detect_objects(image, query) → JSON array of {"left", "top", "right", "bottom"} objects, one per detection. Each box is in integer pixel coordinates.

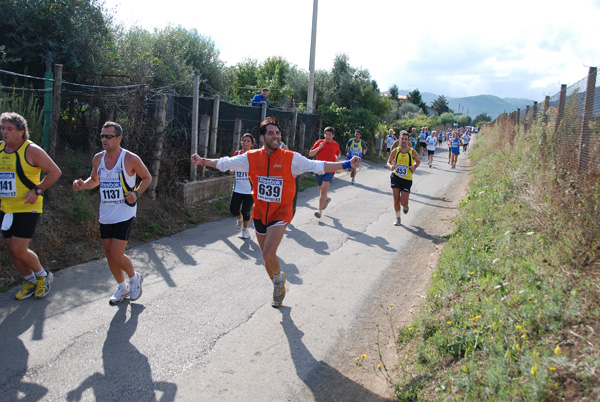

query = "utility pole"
[{"left": 307, "top": 0, "right": 318, "bottom": 114}]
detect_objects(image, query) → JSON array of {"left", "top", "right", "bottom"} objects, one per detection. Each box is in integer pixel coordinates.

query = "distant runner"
[
  {"left": 346, "top": 129, "right": 367, "bottom": 185},
  {"left": 387, "top": 130, "right": 420, "bottom": 226}
]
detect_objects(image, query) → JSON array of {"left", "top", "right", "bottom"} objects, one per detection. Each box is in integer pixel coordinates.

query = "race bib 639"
[{"left": 257, "top": 176, "right": 283, "bottom": 203}]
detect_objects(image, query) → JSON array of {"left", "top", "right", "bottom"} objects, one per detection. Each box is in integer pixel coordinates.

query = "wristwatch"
[
  {"left": 134, "top": 190, "right": 140, "bottom": 198},
  {"left": 35, "top": 187, "right": 44, "bottom": 196}
]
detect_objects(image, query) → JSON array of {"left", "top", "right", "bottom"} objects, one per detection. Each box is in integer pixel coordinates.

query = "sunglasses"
[{"left": 100, "top": 134, "right": 119, "bottom": 139}]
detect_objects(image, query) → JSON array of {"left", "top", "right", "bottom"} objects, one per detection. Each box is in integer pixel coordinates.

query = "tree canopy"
[
  {"left": 407, "top": 89, "right": 428, "bottom": 114},
  {"left": 431, "top": 95, "right": 451, "bottom": 114},
  {"left": 0, "top": 0, "right": 114, "bottom": 80}
]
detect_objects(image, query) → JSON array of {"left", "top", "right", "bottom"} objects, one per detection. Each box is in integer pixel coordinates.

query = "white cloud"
[{"left": 104, "top": 0, "right": 600, "bottom": 100}]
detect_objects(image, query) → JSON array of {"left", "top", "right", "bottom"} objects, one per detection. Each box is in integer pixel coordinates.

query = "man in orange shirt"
[
  {"left": 191, "top": 118, "right": 360, "bottom": 307},
  {"left": 309, "top": 126, "right": 340, "bottom": 218}
]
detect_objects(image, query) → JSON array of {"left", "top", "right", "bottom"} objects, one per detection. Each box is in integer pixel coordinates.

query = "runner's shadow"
[
  {"left": 278, "top": 258, "right": 302, "bottom": 285},
  {"left": 324, "top": 217, "right": 397, "bottom": 253},
  {"left": 0, "top": 301, "right": 50, "bottom": 401},
  {"left": 403, "top": 225, "right": 450, "bottom": 245},
  {"left": 66, "top": 304, "right": 177, "bottom": 401},
  {"left": 239, "top": 238, "right": 264, "bottom": 266},
  {"left": 280, "top": 307, "right": 391, "bottom": 401},
  {"left": 285, "top": 224, "right": 330, "bottom": 256}
]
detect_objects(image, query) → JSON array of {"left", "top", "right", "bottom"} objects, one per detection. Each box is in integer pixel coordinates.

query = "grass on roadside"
[{"left": 387, "top": 121, "right": 600, "bottom": 401}]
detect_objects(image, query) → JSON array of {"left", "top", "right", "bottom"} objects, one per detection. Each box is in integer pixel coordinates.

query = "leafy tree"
[
  {"left": 407, "top": 89, "right": 428, "bottom": 114},
  {"left": 228, "top": 56, "right": 295, "bottom": 107},
  {"left": 0, "top": 0, "right": 114, "bottom": 80},
  {"left": 397, "top": 102, "right": 422, "bottom": 119},
  {"left": 455, "top": 114, "right": 472, "bottom": 127},
  {"left": 388, "top": 84, "right": 399, "bottom": 101},
  {"left": 431, "top": 95, "right": 451, "bottom": 114},
  {"left": 229, "top": 58, "right": 260, "bottom": 103},
  {"left": 439, "top": 112, "right": 457, "bottom": 126},
  {"left": 114, "top": 25, "right": 225, "bottom": 95},
  {"left": 473, "top": 112, "right": 492, "bottom": 126}
]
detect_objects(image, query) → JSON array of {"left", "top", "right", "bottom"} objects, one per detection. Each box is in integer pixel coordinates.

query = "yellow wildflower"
[{"left": 554, "top": 345, "right": 562, "bottom": 356}]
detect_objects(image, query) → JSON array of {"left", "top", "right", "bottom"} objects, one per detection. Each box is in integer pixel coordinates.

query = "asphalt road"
[{"left": 0, "top": 145, "right": 469, "bottom": 401}]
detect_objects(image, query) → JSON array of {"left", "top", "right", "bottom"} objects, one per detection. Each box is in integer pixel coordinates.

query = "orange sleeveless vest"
[{"left": 247, "top": 148, "right": 296, "bottom": 224}]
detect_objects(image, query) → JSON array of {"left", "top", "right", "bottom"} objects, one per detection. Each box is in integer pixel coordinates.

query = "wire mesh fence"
[
  {"left": 491, "top": 67, "right": 599, "bottom": 187},
  {"left": 0, "top": 68, "right": 322, "bottom": 198}
]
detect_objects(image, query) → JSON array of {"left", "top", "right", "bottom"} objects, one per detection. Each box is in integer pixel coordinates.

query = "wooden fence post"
[
  {"left": 49, "top": 63, "right": 62, "bottom": 159},
  {"left": 191, "top": 73, "right": 200, "bottom": 181},
  {"left": 261, "top": 102, "right": 267, "bottom": 121},
  {"left": 299, "top": 123, "right": 306, "bottom": 152},
  {"left": 232, "top": 118, "right": 242, "bottom": 155},
  {"left": 291, "top": 109, "right": 298, "bottom": 149},
  {"left": 200, "top": 115, "right": 210, "bottom": 179},
  {"left": 210, "top": 95, "right": 220, "bottom": 156},
  {"left": 542, "top": 96, "right": 550, "bottom": 145},
  {"left": 148, "top": 93, "right": 168, "bottom": 199},
  {"left": 577, "top": 66, "right": 597, "bottom": 178},
  {"left": 554, "top": 84, "right": 567, "bottom": 135}
]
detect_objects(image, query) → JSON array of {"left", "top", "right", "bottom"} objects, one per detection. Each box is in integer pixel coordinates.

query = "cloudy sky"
[{"left": 103, "top": 0, "right": 600, "bottom": 101}]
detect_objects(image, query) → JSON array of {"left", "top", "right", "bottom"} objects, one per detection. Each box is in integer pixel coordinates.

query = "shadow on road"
[
  {"left": 286, "top": 223, "right": 330, "bottom": 256},
  {"left": 0, "top": 300, "right": 50, "bottom": 401},
  {"left": 280, "top": 307, "right": 392, "bottom": 402},
  {"left": 321, "top": 217, "right": 397, "bottom": 253},
  {"left": 66, "top": 304, "right": 177, "bottom": 401},
  {"left": 402, "top": 224, "right": 450, "bottom": 245}
]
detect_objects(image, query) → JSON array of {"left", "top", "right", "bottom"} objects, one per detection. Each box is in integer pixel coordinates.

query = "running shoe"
[
  {"left": 129, "top": 273, "right": 143, "bottom": 301},
  {"left": 15, "top": 280, "right": 36, "bottom": 300},
  {"left": 241, "top": 228, "right": 250, "bottom": 239},
  {"left": 34, "top": 272, "right": 53, "bottom": 298},
  {"left": 403, "top": 205, "right": 409, "bottom": 214},
  {"left": 351, "top": 178, "right": 355, "bottom": 184},
  {"left": 109, "top": 285, "right": 130, "bottom": 305},
  {"left": 394, "top": 217, "right": 401, "bottom": 226},
  {"left": 235, "top": 218, "right": 243, "bottom": 231},
  {"left": 314, "top": 211, "right": 321, "bottom": 219},
  {"left": 272, "top": 272, "right": 286, "bottom": 308},
  {"left": 323, "top": 198, "right": 331, "bottom": 210}
]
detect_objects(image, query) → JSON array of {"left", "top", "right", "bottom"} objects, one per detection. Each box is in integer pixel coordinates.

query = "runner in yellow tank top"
[
  {"left": 386, "top": 130, "right": 420, "bottom": 226},
  {"left": 1, "top": 112, "right": 62, "bottom": 300}
]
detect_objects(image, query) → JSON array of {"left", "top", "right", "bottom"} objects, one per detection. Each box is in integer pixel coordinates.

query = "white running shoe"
[
  {"left": 109, "top": 284, "right": 130, "bottom": 305},
  {"left": 235, "top": 218, "right": 243, "bottom": 231},
  {"left": 394, "top": 217, "right": 401, "bottom": 226},
  {"left": 241, "top": 228, "right": 250, "bottom": 239},
  {"left": 129, "top": 273, "right": 143, "bottom": 301}
]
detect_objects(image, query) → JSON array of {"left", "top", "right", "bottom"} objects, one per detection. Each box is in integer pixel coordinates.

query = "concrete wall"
[{"left": 180, "top": 176, "right": 234, "bottom": 208}]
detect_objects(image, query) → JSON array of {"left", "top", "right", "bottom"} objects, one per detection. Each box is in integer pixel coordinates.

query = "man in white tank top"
[{"left": 73, "top": 122, "right": 152, "bottom": 305}]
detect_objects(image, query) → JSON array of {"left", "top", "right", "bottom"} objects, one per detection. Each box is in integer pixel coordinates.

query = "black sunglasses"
[{"left": 100, "top": 134, "right": 119, "bottom": 139}]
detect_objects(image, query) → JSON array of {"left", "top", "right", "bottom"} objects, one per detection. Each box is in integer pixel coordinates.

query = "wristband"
[
  {"left": 200, "top": 158, "right": 205, "bottom": 166},
  {"left": 342, "top": 160, "right": 352, "bottom": 170}
]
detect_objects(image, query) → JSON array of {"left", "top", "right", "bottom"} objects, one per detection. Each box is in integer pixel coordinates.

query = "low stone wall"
[{"left": 179, "top": 176, "right": 234, "bottom": 208}]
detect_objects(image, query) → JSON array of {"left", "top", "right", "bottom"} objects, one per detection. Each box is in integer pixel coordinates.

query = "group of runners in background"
[{"left": 3, "top": 111, "right": 472, "bottom": 309}]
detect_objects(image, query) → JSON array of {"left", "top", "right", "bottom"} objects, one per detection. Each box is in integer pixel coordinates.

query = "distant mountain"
[{"left": 395, "top": 90, "right": 535, "bottom": 120}]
